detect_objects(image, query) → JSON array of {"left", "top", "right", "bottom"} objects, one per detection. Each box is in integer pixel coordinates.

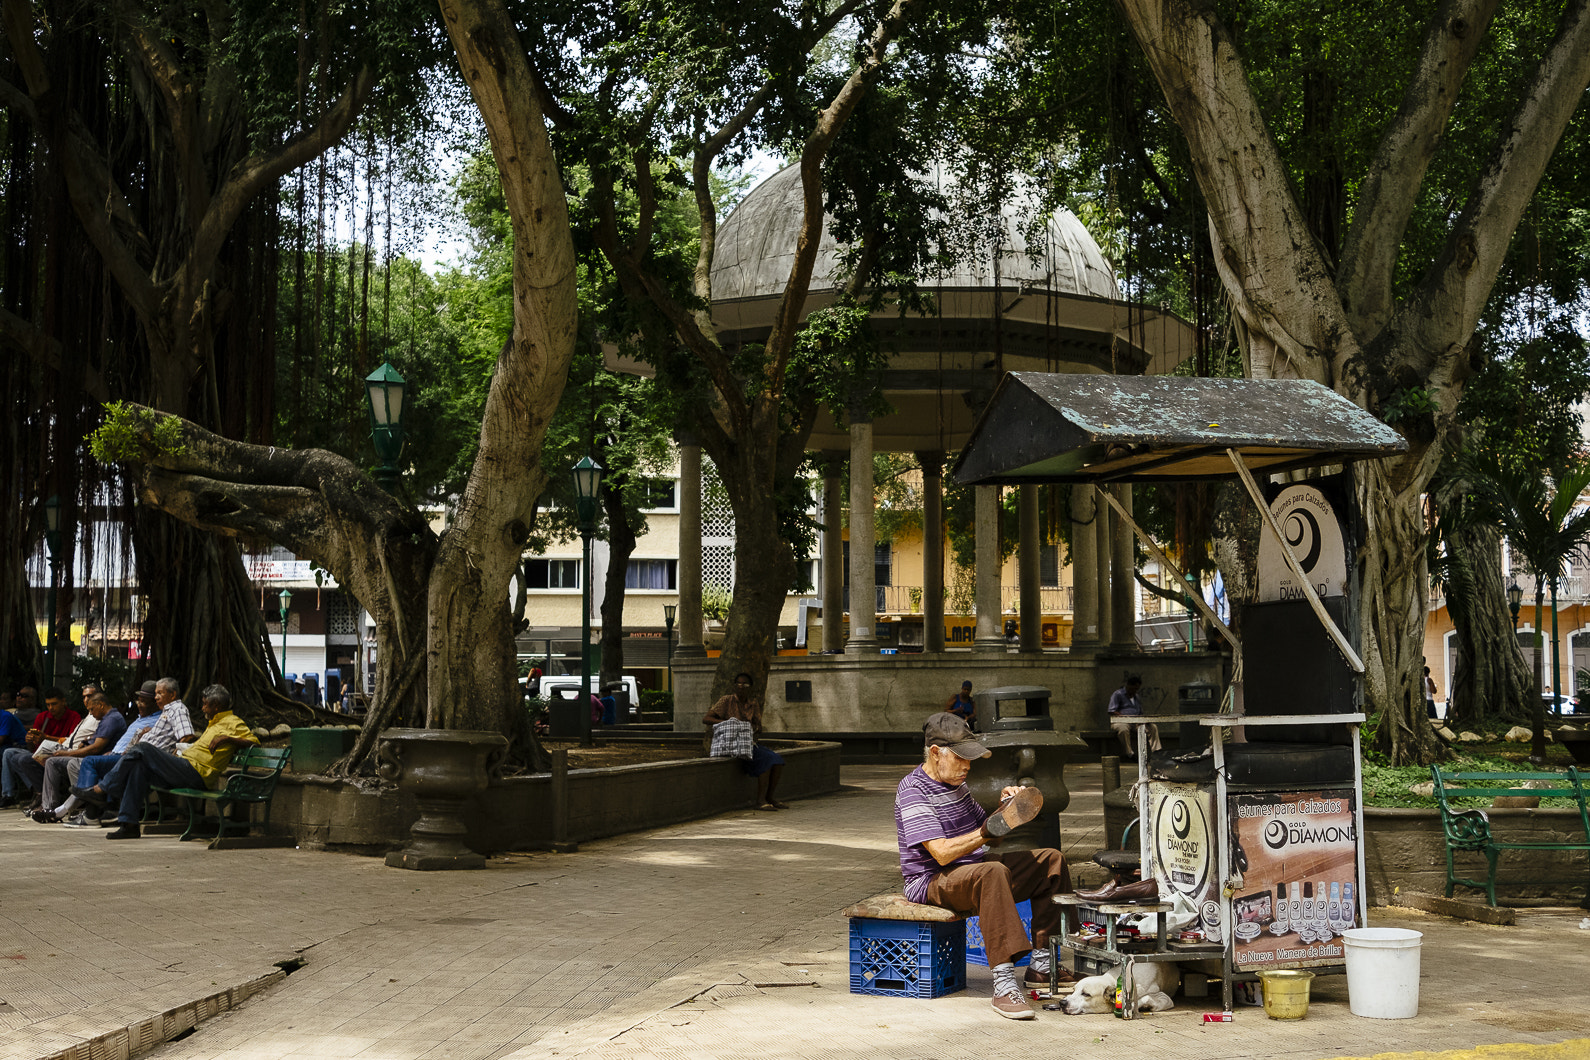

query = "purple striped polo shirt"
[{"left": 895, "top": 765, "right": 988, "bottom": 902}]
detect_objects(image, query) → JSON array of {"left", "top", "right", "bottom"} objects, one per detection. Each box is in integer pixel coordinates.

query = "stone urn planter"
[{"left": 377, "top": 728, "right": 507, "bottom": 870}]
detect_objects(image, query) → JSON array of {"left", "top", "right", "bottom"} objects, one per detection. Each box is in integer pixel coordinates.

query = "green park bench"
[
  {"left": 152, "top": 745, "right": 293, "bottom": 848},
  {"left": 1429, "top": 764, "right": 1590, "bottom": 907}
]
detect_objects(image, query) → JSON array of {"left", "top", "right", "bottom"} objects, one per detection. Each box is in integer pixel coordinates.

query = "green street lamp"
[
  {"left": 278, "top": 587, "right": 293, "bottom": 680},
  {"left": 365, "top": 362, "right": 408, "bottom": 491},
  {"left": 663, "top": 603, "right": 677, "bottom": 692},
  {"left": 572, "top": 456, "right": 603, "bottom": 747},
  {"left": 43, "top": 495, "right": 61, "bottom": 685}
]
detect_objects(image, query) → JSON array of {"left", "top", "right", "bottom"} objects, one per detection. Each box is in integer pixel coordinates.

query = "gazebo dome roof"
[{"left": 710, "top": 163, "right": 1120, "bottom": 302}]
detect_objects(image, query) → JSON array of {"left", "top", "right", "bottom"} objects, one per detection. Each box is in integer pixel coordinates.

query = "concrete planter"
[
  {"left": 270, "top": 737, "right": 841, "bottom": 856},
  {"left": 1364, "top": 805, "right": 1589, "bottom": 904},
  {"left": 377, "top": 728, "right": 508, "bottom": 871}
]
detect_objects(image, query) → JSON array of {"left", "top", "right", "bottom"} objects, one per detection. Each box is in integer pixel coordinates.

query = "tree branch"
[
  {"left": 1336, "top": 0, "right": 1501, "bottom": 339},
  {"left": 114, "top": 0, "right": 208, "bottom": 227},
  {"left": 2, "top": 0, "right": 161, "bottom": 321},
  {"left": 1397, "top": 0, "right": 1590, "bottom": 362},
  {"left": 764, "top": 0, "right": 926, "bottom": 397},
  {"left": 187, "top": 65, "right": 374, "bottom": 282},
  {"left": 0, "top": 307, "right": 109, "bottom": 402},
  {"left": 1113, "top": 0, "right": 1350, "bottom": 386}
]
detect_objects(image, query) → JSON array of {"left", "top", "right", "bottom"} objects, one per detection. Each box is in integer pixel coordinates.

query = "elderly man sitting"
[
  {"left": 895, "top": 713, "right": 1075, "bottom": 1020},
  {"left": 77, "top": 683, "right": 257, "bottom": 841}
]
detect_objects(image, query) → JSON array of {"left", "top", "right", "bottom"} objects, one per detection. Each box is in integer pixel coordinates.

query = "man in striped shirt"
[{"left": 895, "top": 713, "right": 1074, "bottom": 1020}]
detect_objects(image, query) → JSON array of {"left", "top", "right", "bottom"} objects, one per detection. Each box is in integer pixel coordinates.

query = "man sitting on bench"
[
  {"left": 78, "top": 683, "right": 258, "bottom": 840},
  {"left": 894, "top": 713, "right": 1075, "bottom": 1020}
]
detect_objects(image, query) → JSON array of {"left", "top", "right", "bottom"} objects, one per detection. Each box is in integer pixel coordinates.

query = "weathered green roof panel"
[{"left": 952, "top": 373, "right": 1407, "bottom": 485}]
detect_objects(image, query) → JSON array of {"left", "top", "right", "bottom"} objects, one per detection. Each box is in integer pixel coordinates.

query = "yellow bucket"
[{"left": 1258, "top": 970, "right": 1315, "bottom": 1020}]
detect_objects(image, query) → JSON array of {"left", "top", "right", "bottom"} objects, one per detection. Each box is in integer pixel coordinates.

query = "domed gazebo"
[{"left": 636, "top": 164, "right": 1208, "bottom": 738}]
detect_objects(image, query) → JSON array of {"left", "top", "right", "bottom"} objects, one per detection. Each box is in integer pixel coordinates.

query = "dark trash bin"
[{"left": 548, "top": 683, "right": 583, "bottom": 738}]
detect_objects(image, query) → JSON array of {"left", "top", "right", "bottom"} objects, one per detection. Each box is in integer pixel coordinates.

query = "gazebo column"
[
  {"left": 846, "top": 411, "right": 879, "bottom": 652},
  {"left": 1111, "top": 484, "right": 1137, "bottom": 649},
  {"left": 1095, "top": 489, "right": 1114, "bottom": 647},
  {"left": 821, "top": 453, "right": 846, "bottom": 653},
  {"left": 917, "top": 451, "right": 946, "bottom": 653},
  {"left": 1070, "top": 485, "right": 1099, "bottom": 652},
  {"left": 1019, "top": 484, "right": 1041, "bottom": 653},
  {"left": 973, "top": 485, "right": 1005, "bottom": 653},
  {"left": 674, "top": 436, "right": 705, "bottom": 659}
]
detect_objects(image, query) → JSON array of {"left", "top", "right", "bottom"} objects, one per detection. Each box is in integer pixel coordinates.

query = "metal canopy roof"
[{"left": 952, "top": 373, "right": 1407, "bottom": 485}]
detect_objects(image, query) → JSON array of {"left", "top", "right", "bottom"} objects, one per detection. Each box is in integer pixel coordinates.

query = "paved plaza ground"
[{"left": 2, "top": 762, "right": 1587, "bottom": 1060}]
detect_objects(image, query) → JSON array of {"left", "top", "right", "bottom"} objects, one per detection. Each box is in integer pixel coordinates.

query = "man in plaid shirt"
[{"left": 895, "top": 713, "right": 1074, "bottom": 1019}]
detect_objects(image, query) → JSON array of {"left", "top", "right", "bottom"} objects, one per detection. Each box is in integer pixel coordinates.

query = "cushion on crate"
[{"left": 842, "top": 893, "right": 961, "bottom": 922}]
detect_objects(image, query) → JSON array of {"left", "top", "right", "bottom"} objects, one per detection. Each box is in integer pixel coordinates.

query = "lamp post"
[
  {"left": 1507, "top": 580, "right": 1524, "bottom": 627},
  {"left": 571, "top": 456, "right": 603, "bottom": 747},
  {"left": 43, "top": 495, "right": 60, "bottom": 685},
  {"left": 278, "top": 587, "right": 293, "bottom": 680},
  {"left": 1185, "top": 573, "right": 1197, "bottom": 653},
  {"left": 663, "top": 603, "right": 677, "bottom": 692},
  {"left": 365, "top": 362, "right": 408, "bottom": 491}
]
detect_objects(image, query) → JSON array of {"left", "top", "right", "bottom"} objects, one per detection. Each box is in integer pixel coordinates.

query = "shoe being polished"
[
  {"left": 1072, "top": 878, "right": 1161, "bottom": 903},
  {"left": 981, "top": 786, "right": 1044, "bottom": 838}
]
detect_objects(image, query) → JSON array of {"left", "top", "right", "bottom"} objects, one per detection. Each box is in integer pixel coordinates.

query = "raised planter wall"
[
  {"left": 1364, "top": 805, "right": 1589, "bottom": 904},
  {"left": 673, "top": 653, "right": 1225, "bottom": 742},
  {"left": 269, "top": 738, "right": 841, "bottom": 856}
]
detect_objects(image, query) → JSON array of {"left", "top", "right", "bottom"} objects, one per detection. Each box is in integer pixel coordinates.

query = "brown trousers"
[{"left": 924, "top": 848, "right": 1071, "bottom": 967}]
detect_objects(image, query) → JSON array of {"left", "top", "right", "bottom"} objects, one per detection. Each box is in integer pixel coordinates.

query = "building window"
[
  {"left": 641, "top": 478, "right": 677, "bottom": 510},
  {"left": 625, "top": 559, "right": 677, "bottom": 590},
  {"left": 1040, "top": 543, "right": 1061, "bottom": 587},
  {"left": 875, "top": 542, "right": 892, "bottom": 587},
  {"left": 525, "top": 559, "right": 579, "bottom": 589}
]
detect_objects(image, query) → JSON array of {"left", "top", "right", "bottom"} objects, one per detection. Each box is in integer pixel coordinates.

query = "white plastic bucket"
[{"left": 1342, "top": 928, "right": 1423, "bottom": 1018}]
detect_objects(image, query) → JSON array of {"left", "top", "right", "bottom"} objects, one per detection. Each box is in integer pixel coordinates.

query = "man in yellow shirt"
[{"left": 82, "top": 684, "right": 258, "bottom": 841}]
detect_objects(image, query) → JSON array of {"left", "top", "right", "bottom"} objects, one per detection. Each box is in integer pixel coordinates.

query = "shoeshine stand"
[{"left": 951, "top": 373, "right": 1406, "bottom": 1016}]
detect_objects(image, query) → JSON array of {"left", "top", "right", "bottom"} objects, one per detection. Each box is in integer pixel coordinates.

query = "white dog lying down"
[{"left": 1057, "top": 962, "right": 1179, "bottom": 1015}]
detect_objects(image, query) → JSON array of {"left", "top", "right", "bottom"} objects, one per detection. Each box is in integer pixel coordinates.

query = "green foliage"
[
  {"left": 1458, "top": 451, "right": 1590, "bottom": 590},
  {"left": 87, "top": 403, "right": 186, "bottom": 464},
  {"left": 1363, "top": 755, "right": 1578, "bottom": 808},
  {"left": 1458, "top": 324, "right": 1590, "bottom": 478},
  {"left": 640, "top": 689, "right": 673, "bottom": 714},
  {"left": 701, "top": 586, "right": 733, "bottom": 622},
  {"left": 71, "top": 653, "right": 136, "bottom": 709},
  {"left": 1382, "top": 387, "right": 1439, "bottom": 425}
]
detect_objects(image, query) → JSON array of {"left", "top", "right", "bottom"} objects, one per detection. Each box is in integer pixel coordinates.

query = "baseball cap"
[{"left": 923, "top": 713, "right": 989, "bottom": 760}]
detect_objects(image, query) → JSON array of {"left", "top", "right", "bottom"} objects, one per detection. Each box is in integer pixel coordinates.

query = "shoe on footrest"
[{"left": 1025, "top": 965, "right": 1077, "bottom": 991}]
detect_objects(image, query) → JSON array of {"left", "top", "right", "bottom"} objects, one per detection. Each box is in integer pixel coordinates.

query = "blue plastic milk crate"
[
  {"left": 848, "top": 917, "right": 966, "bottom": 998},
  {"left": 965, "top": 899, "right": 1032, "bottom": 967}
]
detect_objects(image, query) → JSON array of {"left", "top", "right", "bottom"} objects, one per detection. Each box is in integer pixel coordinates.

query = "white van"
[{"left": 527, "top": 674, "right": 642, "bottom": 715}]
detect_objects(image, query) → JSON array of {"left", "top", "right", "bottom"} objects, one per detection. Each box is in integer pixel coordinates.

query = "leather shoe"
[
  {"left": 105, "top": 823, "right": 140, "bottom": 840},
  {"left": 1074, "top": 878, "right": 1159, "bottom": 903},
  {"left": 72, "top": 785, "right": 107, "bottom": 806},
  {"left": 1025, "top": 965, "right": 1078, "bottom": 991},
  {"left": 982, "top": 786, "right": 1043, "bottom": 838}
]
